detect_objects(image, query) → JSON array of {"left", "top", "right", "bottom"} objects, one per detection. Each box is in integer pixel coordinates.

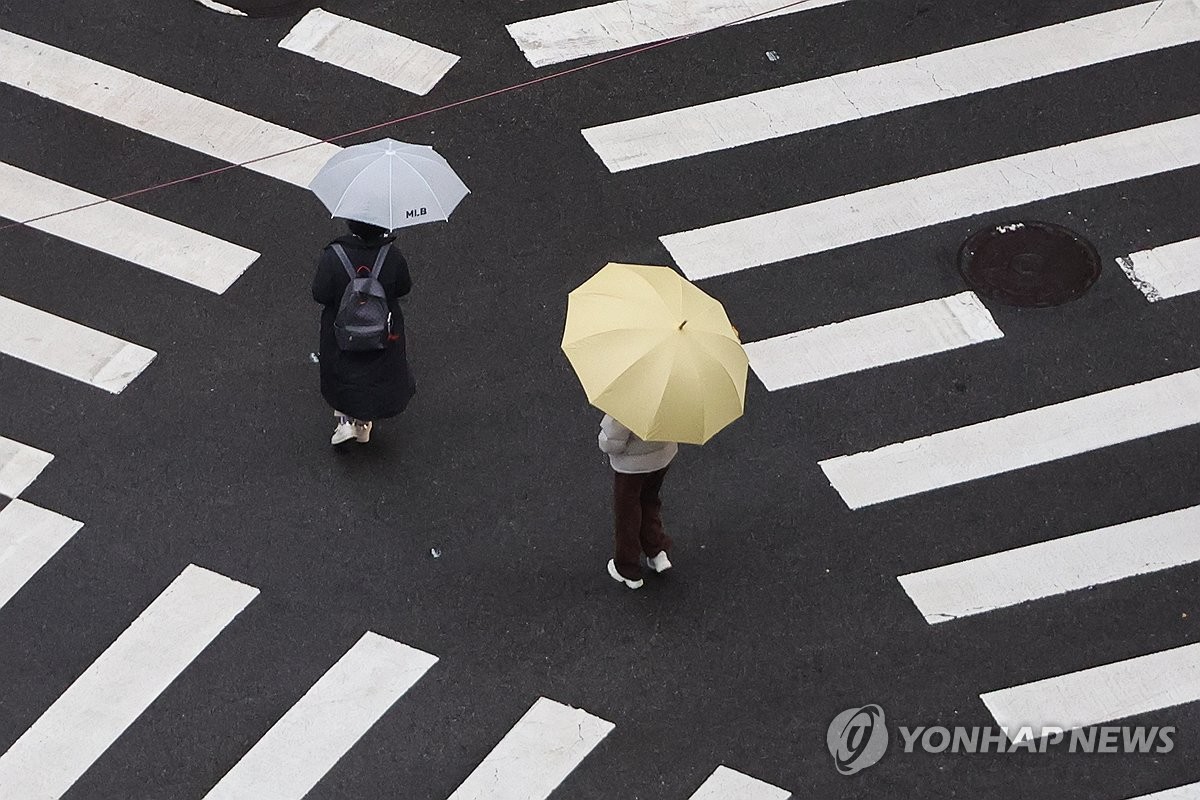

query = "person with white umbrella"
[
  {"left": 312, "top": 219, "right": 416, "bottom": 444},
  {"left": 308, "top": 138, "right": 469, "bottom": 446}
]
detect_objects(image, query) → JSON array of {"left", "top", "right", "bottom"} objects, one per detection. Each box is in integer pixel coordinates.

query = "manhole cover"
[
  {"left": 194, "top": 0, "right": 316, "bottom": 16},
  {"left": 958, "top": 221, "right": 1101, "bottom": 307}
]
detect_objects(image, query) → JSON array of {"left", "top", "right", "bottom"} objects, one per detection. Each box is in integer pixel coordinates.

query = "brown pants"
[{"left": 612, "top": 467, "right": 673, "bottom": 580}]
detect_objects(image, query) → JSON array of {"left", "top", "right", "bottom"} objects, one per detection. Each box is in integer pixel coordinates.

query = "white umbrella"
[{"left": 309, "top": 138, "right": 470, "bottom": 230}]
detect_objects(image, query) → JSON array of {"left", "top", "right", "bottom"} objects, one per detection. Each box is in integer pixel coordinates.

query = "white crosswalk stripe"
[
  {"left": 898, "top": 505, "right": 1200, "bottom": 624},
  {"left": 745, "top": 292, "right": 1001, "bottom": 390},
  {"left": 0, "top": 500, "right": 83, "bottom": 613},
  {"left": 980, "top": 642, "right": 1200, "bottom": 737},
  {"left": 506, "top": 0, "right": 853, "bottom": 68},
  {"left": 0, "top": 436, "right": 53, "bottom": 499},
  {"left": 0, "top": 28, "right": 338, "bottom": 189},
  {"left": 1128, "top": 784, "right": 1200, "bottom": 800},
  {"left": 203, "top": 631, "right": 437, "bottom": 800},
  {"left": 0, "top": 295, "right": 156, "bottom": 394},
  {"left": 687, "top": 765, "right": 791, "bottom": 800},
  {"left": 0, "top": 565, "right": 258, "bottom": 800},
  {"left": 280, "top": 9, "right": 459, "bottom": 96},
  {"left": 193, "top": 0, "right": 247, "bottom": 15},
  {"left": 445, "top": 697, "right": 614, "bottom": 800},
  {"left": 820, "top": 367, "right": 1200, "bottom": 509},
  {"left": 0, "top": 161, "right": 259, "bottom": 294},
  {"left": 661, "top": 112, "right": 1200, "bottom": 279},
  {"left": 1118, "top": 236, "right": 1200, "bottom": 302},
  {"left": 584, "top": 0, "right": 1200, "bottom": 172}
]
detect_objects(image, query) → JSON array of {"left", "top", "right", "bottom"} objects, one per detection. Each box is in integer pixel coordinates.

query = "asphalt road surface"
[{"left": 0, "top": 1, "right": 1198, "bottom": 798}]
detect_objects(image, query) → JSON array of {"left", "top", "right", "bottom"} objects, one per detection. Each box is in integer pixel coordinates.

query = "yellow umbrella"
[{"left": 562, "top": 263, "right": 748, "bottom": 445}]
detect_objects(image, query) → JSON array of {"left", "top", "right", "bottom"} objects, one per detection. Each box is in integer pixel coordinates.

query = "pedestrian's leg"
[
  {"left": 612, "top": 471, "right": 646, "bottom": 581},
  {"left": 638, "top": 466, "right": 673, "bottom": 557},
  {"left": 331, "top": 410, "right": 356, "bottom": 445}
]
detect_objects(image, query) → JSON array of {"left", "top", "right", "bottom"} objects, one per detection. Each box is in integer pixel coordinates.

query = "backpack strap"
[
  {"left": 370, "top": 244, "right": 391, "bottom": 279},
  {"left": 331, "top": 244, "right": 356, "bottom": 280}
]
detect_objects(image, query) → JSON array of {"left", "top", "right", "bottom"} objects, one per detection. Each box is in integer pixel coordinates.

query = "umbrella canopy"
[
  {"left": 309, "top": 138, "right": 469, "bottom": 230},
  {"left": 562, "top": 263, "right": 748, "bottom": 445}
]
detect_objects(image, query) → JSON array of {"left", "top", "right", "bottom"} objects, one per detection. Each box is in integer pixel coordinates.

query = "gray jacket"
[{"left": 598, "top": 414, "right": 678, "bottom": 474}]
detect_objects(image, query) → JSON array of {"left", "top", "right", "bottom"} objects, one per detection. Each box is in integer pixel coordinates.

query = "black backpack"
[{"left": 331, "top": 243, "right": 392, "bottom": 352}]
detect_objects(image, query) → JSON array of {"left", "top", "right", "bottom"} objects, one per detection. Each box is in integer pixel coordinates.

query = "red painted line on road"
[{"left": 0, "top": 0, "right": 822, "bottom": 233}]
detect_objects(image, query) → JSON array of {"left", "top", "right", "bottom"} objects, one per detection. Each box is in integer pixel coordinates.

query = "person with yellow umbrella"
[{"left": 562, "top": 263, "right": 748, "bottom": 589}]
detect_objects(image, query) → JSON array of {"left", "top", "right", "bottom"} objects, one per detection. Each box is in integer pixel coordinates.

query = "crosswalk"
[
  {"left": 743, "top": 291, "right": 1002, "bottom": 389},
  {"left": 0, "top": 557, "right": 779, "bottom": 799},
  {"left": 1118, "top": 236, "right": 1200, "bottom": 301},
  {"left": 583, "top": 0, "right": 1200, "bottom": 171},
  {"left": 0, "top": 14, "right": 796, "bottom": 798},
  {"left": 1132, "top": 784, "right": 1200, "bottom": 800},
  {"left": 660, "top": 112, "right": 1200, "bottom": 278},
  {"left": 0, "top": 28, "right": 337, "bottom": 188},
  {"left": 0, "top": 500, "right": 83, "bottom": 612},
  {"left": 981, "top": 642, "right": 1200, "bottom": 737},
  {"left": 203, "top": 632, "right": 438, "bottom": 800},
  {"left": 899, "top": 505, "right": 1200, "bottom": 623},
  {"left": 2, "top": 0, "right": 1199, "bottom": 796},
  {"left": 541, "top": 0, "right": 1200, "bottom": 794},
  {"left": 819, "top": 367, "right": 1200, "bottom": 509},
  {"left": 445, "top": 697, "right": 615, "bottom": 799},
  {"left": 687, "top": 766, "right": 793, "bottom": 800},
  {"left": 0, "top": 565, "right": 259, "bottom": 798},
  {"left": 279, "top": 9, "right": 460, "bottom": 96},
  {"left": 506, "top": 0, "right": 853, "bottom": 67},
  {"left": 0, "top": 294, "right": 157, "bottom": 394},
  {"left": 0, "top": 435, "right": 53, "bottom": 499}
]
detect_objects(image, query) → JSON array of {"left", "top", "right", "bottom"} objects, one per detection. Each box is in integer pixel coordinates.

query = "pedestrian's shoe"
[
  {"left": 646, "top": 551, "right": 672, "bottom": 573},
  {"left": 353, "top": 420, "right": 372, "bottom": 443},
  {"left": 607, "top": 559, "right": 643, "bottom": 590},
  {"left": 331, "top": 416, "right": 357, "bottom": 446}
]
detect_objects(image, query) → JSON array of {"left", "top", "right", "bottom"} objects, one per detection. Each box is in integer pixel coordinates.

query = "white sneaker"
[
  {"left": 331, "top": 417, "right": 356, "bottom": 445},
  {"left": 607, "top": 559, "right": 643, "bottom": 590},
  {"left": 647, "top": 551, "right": 672, "bottom": 573},
  {"left": 353, "top": 421, "right": 372, "bottom": 443}
]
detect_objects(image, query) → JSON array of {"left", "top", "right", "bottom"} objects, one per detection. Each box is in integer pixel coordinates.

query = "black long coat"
[{"left": 312, "top": 234, "right": 415, "bottom": 420}]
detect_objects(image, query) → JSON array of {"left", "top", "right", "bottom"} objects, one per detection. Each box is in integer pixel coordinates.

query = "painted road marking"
[
  {"left": 194, "top": 0, "right": 247, "bottom": 15},
  {"left": 280, "top": 9, "right": 459, "bottom": 96},
  {"left": 584, "top": 0, "right": 1200, "bottom": 171},
  {"left": 0, "top": 500, "right": 83, "bottom": 613},
  {"left": 0, "top": 28, "right": 338, "bottom": 188},
  {"left": 981, "top": 642, "right": 1200, "bottom": 735},
  {"left": 0, "top": 295, "right": 156, "bottom": 394},
  {"left": 661, "top": 113, "right": 1200, "bottom": 279},
  {"left": 0, "top": 565, "right": 258, "bottom": 800},
  {"left": 745, "top": 292, "right": 1001, "bottom": 390},
  {"left": 1118, "top": 236, "right": 1200, "bottom": 302},
  {"left": 0, "top": 436, "right": 53, "bottom": 499},
  {"left": 1128, "top": 783, "right": 1200, "bottom": 800},
  {"left": 0, "top": 161, "right": 259, "bottom": 294},
  {"left": 506, "top": 0, "right": 854, "bottom": 68},
  {"left": 446, "top": 697, "right": 614, "bottom": 800},
  {"left": 899, "top": 505, "right": 1200, "bottom": 624},
  {"left": 820, "top": 367, "right": 1200, "bottom": 509},
  {"left": 687, "top": 765, "right": 791, "bottom": 800},
  {"left": 203, "top": 632, "right": 437, "bottom": 800}
]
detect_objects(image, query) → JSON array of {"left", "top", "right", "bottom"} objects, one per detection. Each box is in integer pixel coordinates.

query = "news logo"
[{"left": 827, "top": 705, "right": 889, "bottom": 775}]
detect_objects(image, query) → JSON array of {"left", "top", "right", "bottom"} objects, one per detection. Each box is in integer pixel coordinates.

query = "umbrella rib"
[
  {"left": 630, "top": 267, "right": 685, "bottom": 319},
  {"left": 330, "top": 153, "right": 388, "bottom": 217},
  {"left": 400, "top": 159, "right": 450, "bottom": 218}
]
